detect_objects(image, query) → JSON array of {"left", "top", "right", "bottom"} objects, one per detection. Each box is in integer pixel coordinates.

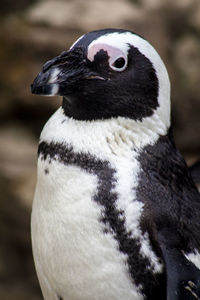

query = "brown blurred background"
[{"left": 0, "top": 0, "right": 199, "bottom": 299}]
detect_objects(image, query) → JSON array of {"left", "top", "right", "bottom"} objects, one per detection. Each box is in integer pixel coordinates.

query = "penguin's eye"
[
  {"left": 110, "top": 56, "right": 127, "bottom": 72},
  {"left": 87, "top": 43, "right": 127, "bottom": 72}
]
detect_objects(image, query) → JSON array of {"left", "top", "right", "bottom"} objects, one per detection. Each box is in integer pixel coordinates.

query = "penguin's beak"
[
  {"left": 31, "top": 49, "right": 102, "bottom": 96},
  {"left": 31, "top": 67, "right": 60, "bottom": 96}
]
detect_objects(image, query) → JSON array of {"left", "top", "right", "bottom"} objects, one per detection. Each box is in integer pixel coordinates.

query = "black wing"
[
  {"left": 137, "top": 129, "right": 200, "bottom": 300},
  {"left": 159, "top": 236, "right": 200, "bottom": 300}
]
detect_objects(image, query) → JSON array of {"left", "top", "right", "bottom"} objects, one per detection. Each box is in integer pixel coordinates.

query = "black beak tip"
[
  {"left": 31, "top": 72, "right": 45, "bottom": 95},
  {"left": 31, "top": 83, "right": 43, "bottom": 95},
  {"left": 31, "top": 79, "right": 45, "bottom": 95},
  {"left": 31, "top": 83, "right": 37, "bottom": 94},
  {"left": 31, "top": 70, "right": 59, "bottom": 96},
  {"left": 31, "top": 82, "right": 58, "bottom": 96}
]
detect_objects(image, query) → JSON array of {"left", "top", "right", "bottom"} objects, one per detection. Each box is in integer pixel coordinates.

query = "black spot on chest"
[{"left": 44, "top": 168, "right": 49, "bottom": 174}]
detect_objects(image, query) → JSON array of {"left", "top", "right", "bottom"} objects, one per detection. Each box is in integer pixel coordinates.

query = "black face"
[{"left": 31, "top": 29, "right": 159, "bottom": 121}]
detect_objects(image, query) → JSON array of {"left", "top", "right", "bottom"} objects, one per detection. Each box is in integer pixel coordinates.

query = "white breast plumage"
[{"left": 31, "top": 107, "right": 162, "bottom": 300}]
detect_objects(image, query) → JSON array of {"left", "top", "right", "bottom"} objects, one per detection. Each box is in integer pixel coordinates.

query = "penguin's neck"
[{"left": 40, "top": 106, "right": 169, "bottom": 158}]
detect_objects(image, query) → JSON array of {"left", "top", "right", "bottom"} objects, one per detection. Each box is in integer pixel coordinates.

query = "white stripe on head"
[
  {"left": 69, "top": 34, "right": 85, "bottom": 49},
  {"left": 184, "top": 250, "right": 200, "bottom": 270},
  {"left": 48, "top": 68, "right": 60, "bottom": 84}
]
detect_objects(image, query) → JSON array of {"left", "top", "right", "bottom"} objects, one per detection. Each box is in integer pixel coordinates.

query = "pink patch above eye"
[{"left": 87, "top": 43, "right": 125, "bottom": 63}]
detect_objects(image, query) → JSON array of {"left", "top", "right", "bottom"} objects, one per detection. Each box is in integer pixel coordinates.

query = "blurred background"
[{"left": 0, "top": 0, "right": 199, "bottom": 299}]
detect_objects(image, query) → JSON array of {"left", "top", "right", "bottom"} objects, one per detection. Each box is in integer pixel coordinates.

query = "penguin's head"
[{"left": 31, "top": 29, "right": 170, "bottom": 127}]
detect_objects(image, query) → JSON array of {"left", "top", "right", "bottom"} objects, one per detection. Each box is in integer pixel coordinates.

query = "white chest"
[
  {"left": 32, "top": 155, "right": 144, "bottom": 300},
  {"left": 31, "top": 108, "right": 162, "bottom": 300}
]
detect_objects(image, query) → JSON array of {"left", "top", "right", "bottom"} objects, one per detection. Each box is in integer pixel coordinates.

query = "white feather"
[
  {"left": 32, "top": 160, "right": 143, "bottom": 300},
  {"left": 32, "top": 104, "right": 165, "bottom": 299},
  {"left": 184, "top": 250, "right": 200, "bottom": 270}
]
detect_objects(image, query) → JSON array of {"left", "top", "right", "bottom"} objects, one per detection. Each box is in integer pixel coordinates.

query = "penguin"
[{"left": 31, "top": 29, "right": 200, "bottom": 300}]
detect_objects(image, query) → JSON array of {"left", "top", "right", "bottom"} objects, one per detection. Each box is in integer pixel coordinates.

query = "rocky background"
[{"left": 0, "top": 0, "right": 200, "bottom": 299}]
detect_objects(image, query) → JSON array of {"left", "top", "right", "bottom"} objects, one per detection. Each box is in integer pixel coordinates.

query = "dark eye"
[
  {"left": 110, "top": 56, "right": 127, "bottom": 71},
  {"left": 113, "top": 57, "right": 126, "bottom": 68}
]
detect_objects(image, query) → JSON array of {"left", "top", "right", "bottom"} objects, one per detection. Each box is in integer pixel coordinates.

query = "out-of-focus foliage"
[{"left": 0, "top": 0, "right": 199, "bottom": 299}]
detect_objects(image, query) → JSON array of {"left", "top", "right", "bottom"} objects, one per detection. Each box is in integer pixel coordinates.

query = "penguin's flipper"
[{"left": 160, "top": 244, "right": 200, "bottom": 300}]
